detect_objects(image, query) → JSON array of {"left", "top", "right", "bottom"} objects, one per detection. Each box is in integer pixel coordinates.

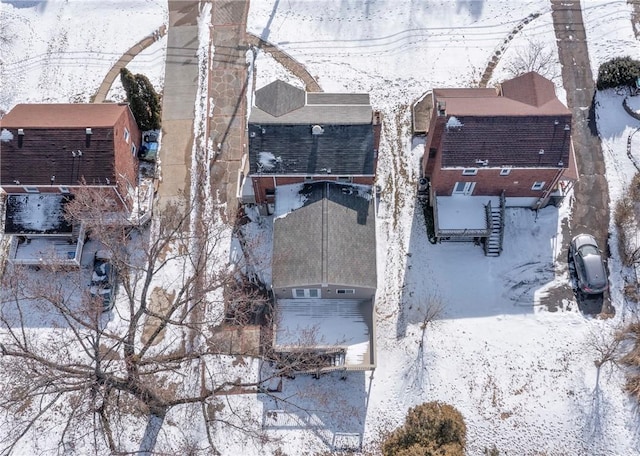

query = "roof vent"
[
  {"left": 538, "top": 149, "right": 545, "bottom": 155},
  {"left": 17, "top": 128, "right": 24, "bottom": 135},
  {"left": 564, "top": 124, "right": 570, "bottom": 131},
  {"left": 312, "top": 125, "right": 324, "bottom": 135},
  {"left": 554, "top": 119, "right": 559, "bottom": 125},
  {"left": 475, "top": 159, "right": 489, "bottom": 166},
  {"left": 85, "top": 128, "right": 92, "bottom": 135}
]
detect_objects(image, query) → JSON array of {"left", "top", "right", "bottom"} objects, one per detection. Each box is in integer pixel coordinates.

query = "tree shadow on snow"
[{"left": 258, "top": 370, "right": 370, "bottom": 453}]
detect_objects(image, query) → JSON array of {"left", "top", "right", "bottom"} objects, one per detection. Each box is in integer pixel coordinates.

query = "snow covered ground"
[{"left": 2, "top": 0, "right": 640, "bottom": 454}]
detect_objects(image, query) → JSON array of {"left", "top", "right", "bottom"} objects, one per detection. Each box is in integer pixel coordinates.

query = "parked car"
[
  {"left": 570, "top": 234, "right": 608, "bottom": 294},
  {"left": 90, "top": 250, "right": 116, "bottom": 312},
  {"left": 138, "top": 131, "right": 159, "bottom": 162}
]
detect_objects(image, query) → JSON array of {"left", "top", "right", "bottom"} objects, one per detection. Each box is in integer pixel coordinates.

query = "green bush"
[
  {"left": 596, "top": 56, "right": 640, "bottom": 90},
  {"left": 382, "top": 402, "right": 466, "bottom": 456},
  {"left": 120, "top": 68, "right": 162, "bottom": 131}
]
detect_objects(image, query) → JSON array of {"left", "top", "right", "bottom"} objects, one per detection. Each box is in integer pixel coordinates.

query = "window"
[
  {"left": 462, "top": 168, "right": 478, "bottom": 176},
  {"left": 453, "top": 181, "right": 475, "bottom": 195},
  {"left": 304, "top": 176, "right": 313, "bottom": 181},
  {"left": 59, "top": 186, "right": 70, "bottom": 194},
  {"left": 337, "top": 176, "right": 353, "bottom": 183},
  {"left": 24, "top": 186, "right": 39, "bottom": 193},
  {"left": 500, "top": 168, "right": 511, "bottom": 176},
  {"left": 336, "top": 289, "right": 355, "bottom": 294},
  {"left": 292, "top": 288, "right": 321, "bottom": 299},
  {"left": 131, "top": 143, "right": 137, "bottom": 156},
  {"left": 531, "top": 181, "right": 545, "bottom": 191},
  {"left": 124, "top": 128, "right": 130, "bottom": 144}
]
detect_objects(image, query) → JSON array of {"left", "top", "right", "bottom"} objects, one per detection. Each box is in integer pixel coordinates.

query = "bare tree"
[
  {"left": 0, "top": 187, "right": 278, "bottom": 455},
  {"left": 506, "top": 39, "right": 559, "bottom": 82}
]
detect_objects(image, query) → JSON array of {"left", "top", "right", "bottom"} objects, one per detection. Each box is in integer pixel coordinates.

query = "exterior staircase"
[{"left": 484, "top": 192, "right": 505, "bottom": 257}]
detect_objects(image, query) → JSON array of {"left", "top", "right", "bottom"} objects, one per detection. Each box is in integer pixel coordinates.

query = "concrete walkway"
[
  {"left": 93, "top": 25, "right": 167, "bottom": 103},
  {"left": 155, "top": 1, "right": 201, "bottom": 211},
  {"left": 208, "top": 0, "right": 251, "bottom": 223},
  {"left": 246, "top": 32, "right": 322, "bottom": 93}
]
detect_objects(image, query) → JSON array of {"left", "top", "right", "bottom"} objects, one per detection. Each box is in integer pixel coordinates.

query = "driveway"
[{"left": 545, "top": 0, "right": 612, "bottom": 314}]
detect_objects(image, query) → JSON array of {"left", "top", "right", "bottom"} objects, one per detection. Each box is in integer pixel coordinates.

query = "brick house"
[
  {"left": 0, "top": 103, "right": 142, "bottom": 265},
  {"left": 243, "top": 80, "right": 381, "bottom": 214},
  {"left": 420, "top": 72, "right": 578, "bottom": 254}
]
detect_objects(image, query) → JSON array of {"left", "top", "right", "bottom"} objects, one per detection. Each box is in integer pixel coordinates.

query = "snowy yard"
[{"left": 2, "top": 0, "right": 640, "bottom": 455}]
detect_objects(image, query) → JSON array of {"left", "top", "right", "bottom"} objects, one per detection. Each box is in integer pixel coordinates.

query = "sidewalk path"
[
  {"left": 155, "top": 1, "right": 201, "bottom": 211},
  {"left": 93, "top": 25, "right": 167, "bottom": 103},
  {"left": 246, "top": 32, "right": 322, "bottom": 92},
  {"left": 208, "top": 0, "right": 251, "bottom": 223}
]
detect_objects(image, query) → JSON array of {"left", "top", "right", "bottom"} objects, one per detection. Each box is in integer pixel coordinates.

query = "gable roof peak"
[
  {"left": 255, "top": 80, "right": 306, "bottom": 117},
  {"left": 500, "top": 71, "right": 557, "bottom": 107}
]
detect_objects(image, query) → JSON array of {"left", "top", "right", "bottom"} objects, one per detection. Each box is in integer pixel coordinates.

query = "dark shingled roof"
[
  {"left": 441, "top": 115, "right": 572, "bottom": 168},
  {"left": 0, "top": 127, "right": 117, "bottom": 186},
  {"left": 248, "top": 124, "right": 375, "bottom": 175},
  {"left": 0, "top": 103, "right": 131, "bottom": 186},
  {"left": 254, "top": 80, "right": 306, "bottom": 117},
  {"left": 272, "top": 182, "right": 377, "bottom": 289}
]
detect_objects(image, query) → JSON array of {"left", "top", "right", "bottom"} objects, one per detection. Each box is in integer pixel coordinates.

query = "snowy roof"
[
  {"left": 274, "top": 298, "right": 374, "bottom": 368},
  {"left": 436, "top": 196, "right": 496, "bottom": 231},
  {"left": 4, "top": 193, "right": 73, "bottom": 234},
  {"left": 272, "top": 182, "right": 376, "bottom": 289},
  {"left": 248, "top": 123, "right": 376, "bottom": 175}
]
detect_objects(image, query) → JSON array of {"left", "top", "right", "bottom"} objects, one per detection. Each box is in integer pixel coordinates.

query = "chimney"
[{"left": 437, "top": 101, "right": 446, "bottom": 116}]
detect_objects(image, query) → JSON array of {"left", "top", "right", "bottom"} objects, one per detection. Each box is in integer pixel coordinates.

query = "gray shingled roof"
[
  {"left": 441, "top": 115, "right": 572, "bottom": 168},
  {"left": 248, "top": 124, "right": 375, "bottom": 175},
  {"left": 272, "top": 182, "right": 377, "bottom": 289},
  {"left": 249, "top": 80, "right": 372, "bottom": 125},
  {"left": 254, "top": 80, "right": 306, "bottom": 117}
]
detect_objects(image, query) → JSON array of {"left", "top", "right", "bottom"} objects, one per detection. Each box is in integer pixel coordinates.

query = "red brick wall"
[
  {"left": 113, "top": 108, "right": 141, "bottom": 209},
  {"left": 431, "top": 167, "right": 564, "bottom": 197},
  {"left": 423, "top": 111, "right": 446, "bottom": 177}
]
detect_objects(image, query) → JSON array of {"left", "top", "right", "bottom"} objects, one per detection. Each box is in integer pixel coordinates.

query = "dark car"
[
  {"left": 570, "top": 234, "right": 608, "bottom": 295},
  {"left": 138, "top": 131, "right": 159, "bottom": 162},
  {"left": 90, "top": 250, "right": 116, "bottom": 312}
]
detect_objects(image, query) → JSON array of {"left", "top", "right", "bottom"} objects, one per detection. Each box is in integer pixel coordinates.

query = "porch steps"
[{"left": 485, "top": 193, "right": 505, "bottom": 257}]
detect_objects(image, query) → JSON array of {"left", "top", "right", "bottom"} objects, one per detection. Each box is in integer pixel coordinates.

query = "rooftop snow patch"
[
  {"left": 0, "top": 128, "right": 13, "bottom": 142},
  {"left": 258, "top": 151, "right": 279, "bottom": 171},
  {"left": 446, "top": 116, "right": 464, "bottom": 130}
]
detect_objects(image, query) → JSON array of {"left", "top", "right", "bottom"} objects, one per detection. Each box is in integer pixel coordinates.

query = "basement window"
[
  {"left": 293, "top": 288, "right": 321, "bottom": 299},
  {"left": 336, "top": 289, "right": 355, "bottom": 294}
]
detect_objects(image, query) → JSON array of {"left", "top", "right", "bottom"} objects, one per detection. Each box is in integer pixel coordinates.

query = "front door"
[{"left": 452, "top": 181, "right": 475, "bottom": 195}]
